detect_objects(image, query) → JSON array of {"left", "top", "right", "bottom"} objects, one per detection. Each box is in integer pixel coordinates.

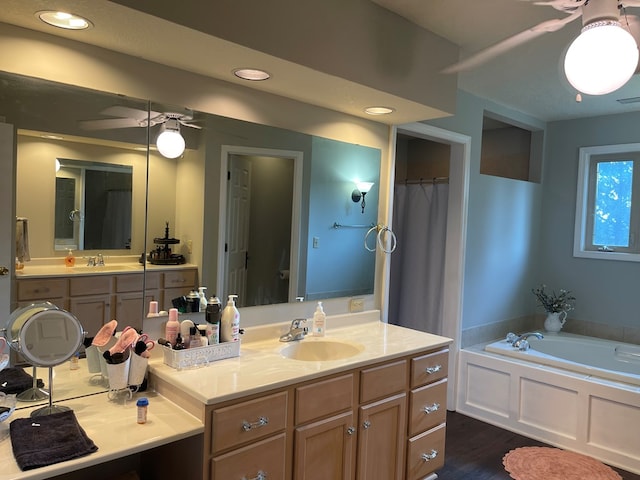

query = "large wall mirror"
[{"left": 3, "top": 70, "right": 381, "bottom": 405}]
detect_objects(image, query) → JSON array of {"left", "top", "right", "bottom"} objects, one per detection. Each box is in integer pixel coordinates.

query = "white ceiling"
[{"left": 2, "top": 0, "right": 640, "bottom": 123}]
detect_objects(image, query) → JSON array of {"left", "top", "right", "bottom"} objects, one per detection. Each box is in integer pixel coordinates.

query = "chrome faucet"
[
  {"left": 86, "top": 256, "right": 96, "bottom": 267},
  {"left": 279, "top": 318, "right": 308, "bottom": 342},
  {"left": 506, "top": 332, "right": 543, "bottom": 351},
  {"left": 96, "top": 253, "right": 105, "bottom": 266}
]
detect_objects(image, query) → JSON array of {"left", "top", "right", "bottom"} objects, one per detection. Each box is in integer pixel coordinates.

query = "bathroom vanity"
[
  {"left": 15, "top": 264, "right": 198, "bottom": 335},
  {"left": 150, "top": 317, "right": 452, "bottom": 480}
]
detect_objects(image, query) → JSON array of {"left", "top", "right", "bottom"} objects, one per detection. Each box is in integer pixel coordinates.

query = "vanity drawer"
[
  {"left": 69, "top": 275, "right": 112, "bottom": 296},
  {"left": 17, "top": 278, "right": 67, "bottom": 300},
  {"left": 163, "top": 268, "right": 197, "bottom": 288},
  {"left": 211, "top": 433, "right": 286, "bottom": 480},
  {"left": 410, "top": 349, "right": 448, "bottom": 388},
  {"left": 211, "top": 391, "right": 288, "bottom": 453},
  {"left": 115, "top": 273, "right": 144, "bottom": 293},
  {"left": 295, "top": 373, "right": 354, "bottom": 425},
  {"left": 406, "top": 423, "right": 446, "bottom": 480},
  {"left": 408, "top": 379, "right": 447, "bottom": 436},
  {"left": 360, "top": 359, "right": 407, "bottom": 403}
]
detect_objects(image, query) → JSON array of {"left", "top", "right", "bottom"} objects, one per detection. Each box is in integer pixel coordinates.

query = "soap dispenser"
[
  {"left": 312, "top": 301, "right": 326, "bottom": 337},
  {"left": 198, "top": 287, "right": 208, "bottom": 311},
  {"left": 221, "top": 294, "right": 240, "bottom": 342},
  {"left": 65, "top": 248, "right": 76, "bottom": 267}
]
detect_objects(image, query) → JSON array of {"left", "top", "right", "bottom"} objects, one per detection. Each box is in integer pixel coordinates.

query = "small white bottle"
[
  {"left": 221, "top": 294, "right": 240, "bottom": 342},
  {"left": 312, "top": 301, "right": 326, "bottom": 337},
  {"left": 198, "top": 287, "right": 208, "bottom": 311}
]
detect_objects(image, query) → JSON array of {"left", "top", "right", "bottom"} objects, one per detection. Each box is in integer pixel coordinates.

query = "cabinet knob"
[
  {"left": 242, "top": 416, "right": 268, "bottom": 432},
  {"left": 362, "top": 420, "right": 371, "bottom": 430},
  {"left": 423, "top": 403, "right": 440, "bottom": 414},
  {"left": 242, "top": 471, "right": 266, "bottom": 480},
  {"left": 425, "top": 364, "right": 442, "bottom": 375},
  {"left": 346, "top": 426, "right": 356, "bottom": 435},
  {"left": 421, "top": 449, "right": 438, "bottom": 462}
]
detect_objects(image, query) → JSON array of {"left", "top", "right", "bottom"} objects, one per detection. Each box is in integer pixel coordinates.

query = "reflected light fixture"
[
  {"left": 351, "top": 181, "right": 374, "bottom": 214},
  {"left": 564, "top": 19, "right": 639, "bottom": 95},
  {"left": 364, "top": 106, "right": 394, "bottom": 116},
  {"left": 156, "top": 119, "right": 185, "bottom": 159},
  {"left": 37, "top": 11, "right": 92, "bottom": 30}
]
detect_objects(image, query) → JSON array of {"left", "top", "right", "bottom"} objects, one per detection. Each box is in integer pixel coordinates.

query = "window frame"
[{"left": 574, "top": 143, "right": 640, "bottom": 262}]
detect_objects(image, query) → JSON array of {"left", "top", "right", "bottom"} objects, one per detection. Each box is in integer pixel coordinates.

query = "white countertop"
[
  {"left": 0, "top": 392, "right": 203, "bottom": 480},
  {"left": 148, "top": 319, "right": 452, "bottom": 405},
  {"left": 15, "top": 260, "right": 197, "bottom": 278}
]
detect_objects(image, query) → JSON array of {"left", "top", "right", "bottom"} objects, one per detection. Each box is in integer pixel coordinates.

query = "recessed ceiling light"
[
  {"left": 233, "top": 68, "right": 271, "bottom": 81},
  {"left": 364, "top": 106, "right": 395, "bottom": 115},
  {"left": 37, "top": 11, "right": 92, "bottom": 30}
]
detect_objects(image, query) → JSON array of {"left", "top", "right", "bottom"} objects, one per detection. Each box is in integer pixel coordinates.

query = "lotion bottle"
[
  {"left": 65, "top": 249, "right": 76, "bottom": 267},
  {"left": 165, "top": 308, "right": 180, "bottom": 346},
  {"left": 221, "top": 294, "right": 240, "bottom": 342},
  {"left": 312, "top": 301, "right": 326, "bottom": 337},
  {"left": 198, "top": 287, "right": 208, "bottom": 311}
]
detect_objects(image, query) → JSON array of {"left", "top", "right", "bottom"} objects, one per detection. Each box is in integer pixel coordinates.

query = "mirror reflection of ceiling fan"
[
  {"left": 443, "top": 0, "right": 640, "bottom": 96},
  {"left": 80, "top": 106, "right": 201, "bottom": 159}
]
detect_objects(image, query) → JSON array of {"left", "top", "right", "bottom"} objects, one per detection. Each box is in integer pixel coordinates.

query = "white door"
[
  {"left": 0, "top": 123, "right": 15, "bottom": 357},
  {"left": 225, "top": 154, "right": 252, "bottom": 306}
]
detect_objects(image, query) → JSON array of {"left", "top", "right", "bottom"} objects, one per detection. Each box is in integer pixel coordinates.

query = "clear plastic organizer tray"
[{"left": 162, "top": 341, "right": 240, "bottom": 369}]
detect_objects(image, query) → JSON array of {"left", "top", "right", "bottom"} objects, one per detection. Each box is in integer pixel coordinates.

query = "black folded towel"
[
  {"left": 0, "top": 368, "right": 44, "bottom": 395},
  {"left": 10, "top": 410, "right": 98, "bottom": 470}
]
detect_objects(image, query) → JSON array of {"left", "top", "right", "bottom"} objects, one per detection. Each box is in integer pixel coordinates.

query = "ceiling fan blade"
[
  {"left": 101, "top": 105, "right": 151, "bottom": 121},
  {"left": 179, "top": 120, "right": 202, "bottom": 129},
  {"left": 79, "top": 117, "right": 145, "bottom": 130},
  {"left": 442, "top": 12, "right": 581, "bottom": 74}
]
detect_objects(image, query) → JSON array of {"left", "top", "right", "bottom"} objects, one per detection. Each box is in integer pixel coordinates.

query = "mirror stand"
[
  {"left": 31, "top": 366, "right": 70, "bottom": 417},
  {"left": 16, "top": 366, "right": 49, "bottom": 402}
]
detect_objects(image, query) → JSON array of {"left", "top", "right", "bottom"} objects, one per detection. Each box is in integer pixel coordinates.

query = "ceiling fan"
[
  {"left": 79, "top": 105, "right": 201, "bottom": 131},
  {"left": 443, "top": 0, "right": 640, "bottom": 94}
]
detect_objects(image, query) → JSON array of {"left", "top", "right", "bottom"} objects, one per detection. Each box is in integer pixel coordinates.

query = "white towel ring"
[{"left": 364, "top": 225, "right": 397, "bottom": 254}]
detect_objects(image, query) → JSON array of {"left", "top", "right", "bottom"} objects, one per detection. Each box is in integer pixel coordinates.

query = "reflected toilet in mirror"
[{"left": 4, "top": 302, "right": 85, "bottom": 417}]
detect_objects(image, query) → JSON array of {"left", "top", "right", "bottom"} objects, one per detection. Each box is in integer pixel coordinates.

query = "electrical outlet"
[
  {"left": 313, "top": 236, "right": 320, "bottom": 248},
  {"left": 349, "top": 298, "right": 364, "bottom": 312}
]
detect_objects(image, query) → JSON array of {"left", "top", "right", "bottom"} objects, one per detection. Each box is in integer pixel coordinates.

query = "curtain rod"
[{"left": 400, "top": 176, "right": 449, "bottom": 185}]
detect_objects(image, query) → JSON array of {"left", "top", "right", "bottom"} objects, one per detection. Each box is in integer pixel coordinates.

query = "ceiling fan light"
[
  {"left": 564, "top": 21, "right": 639, "bottom": 96},
  {"left": 156, "top": 119, "right": 185, "bottom": 159}
]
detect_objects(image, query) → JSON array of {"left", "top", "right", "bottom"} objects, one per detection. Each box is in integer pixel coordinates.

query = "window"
[{"left": 574, "top": 143, "right": 640, "bottom": 261}]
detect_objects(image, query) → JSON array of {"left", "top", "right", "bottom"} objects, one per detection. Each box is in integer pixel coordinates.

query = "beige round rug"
[{"left": 503, "top": 446, "right": 622, "bottom": 480}]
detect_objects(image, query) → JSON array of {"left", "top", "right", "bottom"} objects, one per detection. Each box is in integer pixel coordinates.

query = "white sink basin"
[
  {"left": 70, "top": 264, "right": 140, "bottom": 273},
  {"left": 281, "top": 339, "right": 364, "bottom": 361}
]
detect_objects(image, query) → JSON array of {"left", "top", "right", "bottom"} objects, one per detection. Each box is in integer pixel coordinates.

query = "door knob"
[{"left": 0, "top": 266, "right": 8, "bottom": 276}]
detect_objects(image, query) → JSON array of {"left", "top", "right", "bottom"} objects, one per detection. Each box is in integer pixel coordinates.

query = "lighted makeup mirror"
[{"left": 4, "top": 303, "right": 84, "bottom": 416}]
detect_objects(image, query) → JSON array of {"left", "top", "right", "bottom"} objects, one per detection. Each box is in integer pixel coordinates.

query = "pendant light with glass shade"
[{"left": 564, "top": 1, "right": 639, "bottom": 95}]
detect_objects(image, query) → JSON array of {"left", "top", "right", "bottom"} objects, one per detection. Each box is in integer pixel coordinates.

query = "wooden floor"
[{"left": 437, "top": 411, "right": 640, "bottom": 480}]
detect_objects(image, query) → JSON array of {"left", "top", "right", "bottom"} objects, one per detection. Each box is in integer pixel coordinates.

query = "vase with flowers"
[{"left": 532, "top": 284, "right": 576, "bottom": 333}]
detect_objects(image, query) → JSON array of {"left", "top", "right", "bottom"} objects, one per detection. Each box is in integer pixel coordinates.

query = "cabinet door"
[
  {"left": 356, "top": 393, "right": 407, "bottom": 480},
  {"left": 212, "top": 433, "right": 286, "bottom": 480},
  {"left": 294, "top": 410, "right": 356, "bottom": 480},
  {"left": 114, "top": 292, "right": 144, "bottom": 331},
  {"left": 69, "top": 294, "right": 111, "bottom": 336}
]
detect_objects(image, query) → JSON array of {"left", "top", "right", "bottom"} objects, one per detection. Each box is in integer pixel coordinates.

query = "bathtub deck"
[{"left": 439, "top": 411, "right": 640, "bottom": 480}]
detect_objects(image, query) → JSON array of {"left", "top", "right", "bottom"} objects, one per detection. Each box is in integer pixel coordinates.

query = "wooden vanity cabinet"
[{"left": 201, "top": 347, "right": 449, "bottom": 480}]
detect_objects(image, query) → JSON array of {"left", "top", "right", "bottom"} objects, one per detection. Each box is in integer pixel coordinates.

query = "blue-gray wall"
[
  {"left": 543, "top": 111, "right": 640, "bottom": 328},
  {"left": 425, "top": 90, "right": 545, "bottom": 330}
]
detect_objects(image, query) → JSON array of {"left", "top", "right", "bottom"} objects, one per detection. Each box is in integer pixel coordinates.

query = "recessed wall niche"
[
  {"left": 395, "top": 133, "right": 450, "bottom": 182},
  {"left": 480, "top": 113, "right": 543, "bottom": 183}
]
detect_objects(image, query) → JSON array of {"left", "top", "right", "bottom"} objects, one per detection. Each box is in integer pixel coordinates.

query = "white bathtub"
[
  {"left": 485, "top": 332, "right": 640, "bottom": 386},
  {"left": 457, "top": 333, "right": 640, "bottom": 474}
]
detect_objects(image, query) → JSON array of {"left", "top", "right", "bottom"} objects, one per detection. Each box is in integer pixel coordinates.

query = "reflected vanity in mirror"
[{"left": 55, "top": 159, "right": 133, "bottom": 251}]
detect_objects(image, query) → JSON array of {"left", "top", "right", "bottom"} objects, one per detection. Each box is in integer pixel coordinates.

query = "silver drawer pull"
[
  {"left": 423, "top": 403, "right": 440, "bottom": 414},
  {"left": 425, "top": 364, "right": 442, "bottom": 375},
  {"left": 242, "top": 416, "right": 268, "bottom": 432},
  {"left": 242, "top": 471, "right": 266, "bottom": 480},
  {"left": 421, "top": 449, "right": 438, "bottom": 462}
]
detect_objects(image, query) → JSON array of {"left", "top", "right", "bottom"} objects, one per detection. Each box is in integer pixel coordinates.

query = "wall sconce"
[
  {"left": 351, "top": 181, "right": 374, "bottom": 214},
  {"left": 156, "top": 118, "right": 185, "bottom": 159}
]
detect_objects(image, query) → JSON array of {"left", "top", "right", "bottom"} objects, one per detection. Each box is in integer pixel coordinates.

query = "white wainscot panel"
[
  {"left": 589, "top": 394, "right": 640, "bottom": 457},
  {"left": 465, "top": 362, "right": 510, "bottom": 417},
  {"left": 519, "top": 377, "right": 579, "bottom": 439}
]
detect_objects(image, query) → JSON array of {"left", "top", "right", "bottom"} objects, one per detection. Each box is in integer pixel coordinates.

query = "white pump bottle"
[
  {"left": 312, "top": 301, "right": 326, "bottom": 337},
  {"left": 221, "top": 294, "right": 240, "bottom": 342}
]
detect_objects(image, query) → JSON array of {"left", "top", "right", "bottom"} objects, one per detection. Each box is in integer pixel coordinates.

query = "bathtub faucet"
[{"left": 507, "top": 332, "right": 543, "bottom": 351}]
